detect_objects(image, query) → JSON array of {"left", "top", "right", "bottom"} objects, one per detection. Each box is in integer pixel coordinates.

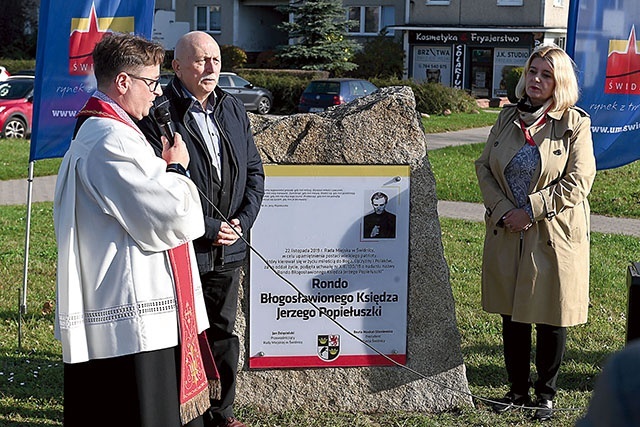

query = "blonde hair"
[{"left": 515, "top": 44, "right": 580, "bottom": 112}]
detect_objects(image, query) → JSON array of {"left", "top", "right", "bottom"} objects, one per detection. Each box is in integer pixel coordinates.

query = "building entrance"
[{"left": 470, "top": 48, "right": 493, "bottom": 98}]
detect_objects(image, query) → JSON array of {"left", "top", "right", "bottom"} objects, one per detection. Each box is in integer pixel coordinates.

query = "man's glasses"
[{"left": 128, "top": 74, "right": 162, "bottom": 92}]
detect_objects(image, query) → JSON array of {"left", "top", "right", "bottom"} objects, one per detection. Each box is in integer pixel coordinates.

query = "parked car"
[
  {"left": 159, "top": 71, "right": 273, "bottom": 115},
  {"left": 13, "top": 69, "right": 35, "bottom": 77},
  {"left": 0, "top": 76, "right": 34, "bottom": 139},
  {"left": 298, "top": 78, "right": 378, "bottom": 113},
  {"left": 217, "top": 72, "right": 273, "bottom": 114},
  {"left": 159, "top": 72, "right": 173, "bottom": 90},
  {"left": 0, "top": 66, "right": 10, "bottom": 81}
]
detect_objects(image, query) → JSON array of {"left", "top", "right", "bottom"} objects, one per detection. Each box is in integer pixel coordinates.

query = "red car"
[{"left": 0, "top": 76, "right": 34, "bottom": 139}]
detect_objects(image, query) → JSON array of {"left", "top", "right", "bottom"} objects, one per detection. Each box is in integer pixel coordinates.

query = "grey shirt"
[{"left": 183, "top": 89, "right": 222, "bottom": 181}]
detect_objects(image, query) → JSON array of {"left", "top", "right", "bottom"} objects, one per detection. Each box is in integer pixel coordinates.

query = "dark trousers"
[
  {"left": 64, "top": 347, "right": 204, "bottom": 427},
  {"left": 501, "top": 314, "right": 567, "bottom": 401},
  {"left": 201, "top": 265, "right": 242, "bottom": 423}
]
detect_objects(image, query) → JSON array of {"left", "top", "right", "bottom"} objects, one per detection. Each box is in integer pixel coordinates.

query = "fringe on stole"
[
  {"left": 180, "top": 386, "right": 211, "bottom": 425},
  {"left": 179, "top": 379, "right": 221, "bottom": 425}
]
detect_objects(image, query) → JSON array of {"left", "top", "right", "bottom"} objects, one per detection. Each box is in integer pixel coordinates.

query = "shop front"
[{"left": 405, "top": 29, "right": 542, "bottom": 99}]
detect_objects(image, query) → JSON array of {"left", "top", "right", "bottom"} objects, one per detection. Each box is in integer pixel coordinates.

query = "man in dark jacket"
[{"left": 139, "top": 31, "right": 264, "bottom": 427}]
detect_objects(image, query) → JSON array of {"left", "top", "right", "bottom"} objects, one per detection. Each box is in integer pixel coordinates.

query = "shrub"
[
  {"left": 228, "top": 71, "right": 478, "bottom": 116},
  {"left": 162, "top": 50, "right": 174, "bottom": 72},
  {"left": 237, "top": 70, "right": 316, "bottom": 114},
  {"left": 255, "top": 50, "right": 280, "bottom": 69},
  {"left": 1, "top": 58, "right": 36, "bottom": 74},
  {"left": 505, "top": 66, "right": 523, "bottom": 103},
  {"left": 371, "top": 77, "right": 478, "bottom": 115},
  {"left": 221, "top": 45, "right": 247, "bottom": 70}
]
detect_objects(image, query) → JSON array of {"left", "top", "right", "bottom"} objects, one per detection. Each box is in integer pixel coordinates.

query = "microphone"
[{"left": 153, "top": 105, "right": 175, "bottom": 146}]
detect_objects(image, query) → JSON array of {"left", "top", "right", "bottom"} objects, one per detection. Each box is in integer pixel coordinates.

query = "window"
[
  {"left": 497, "top": 0, "right": 523, "bottom": 5},
  {"left": 425, "top": 0, "right": 451, "bottom": 5},
  {"left": 347, "top": 6, "right": 395, "bottom": 35},
  {"left": 195, "top": 5, "right": 221, "bottom": 33},
  {"left": 217, "top": 75, "right": 231, "bottom": 87},
  {"left": 550, "top": 37, "right": 566, "bottom": 49}
]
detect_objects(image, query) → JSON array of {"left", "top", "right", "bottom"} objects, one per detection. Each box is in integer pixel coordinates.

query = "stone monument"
[{"left": 233, "top": 86, "right": 472, "bottom": 413}]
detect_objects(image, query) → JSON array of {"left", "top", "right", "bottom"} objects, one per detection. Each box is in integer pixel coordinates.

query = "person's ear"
[
  {"left": 114, "top": 72, "right": 129, "bottom": 94},
  {"left": 172, "top": 59, "right": 181, "bottom": 77}
]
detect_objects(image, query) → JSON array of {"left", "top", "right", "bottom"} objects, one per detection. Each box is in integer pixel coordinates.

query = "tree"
[
  {"left": 350, "top": 32, "right": 405, "bottom": 79},
  {"left": 276, "top": 0, "right": 358, "bottom": 75},
  {"left": 0, "top": 0, "right": 39, "bottom": 59}
]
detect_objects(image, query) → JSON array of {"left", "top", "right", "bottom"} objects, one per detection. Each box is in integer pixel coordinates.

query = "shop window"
[
  {"left": 195, "top": 5, "right": 221, "bottom": 33},
  {"left": 347, "top": 6, "right": 395, "bottom": 35},
  {"left": 470, "top": 48, "right": 493, "bottom": 98},
  {"left": 497, "top": 0, "right": 523, "bottom": 5}
]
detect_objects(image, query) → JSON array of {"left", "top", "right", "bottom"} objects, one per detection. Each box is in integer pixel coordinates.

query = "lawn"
[
  {"left": 1, "top": 109, "right": 636, "bottom": 425},
  {"left": 0, "top": 108, "right": 499, "bottom": 182},
  {"left": 0, "top": 139, "right": 61, "bottom": 180},
  {"left": 421, "top": 109, "right": 499, "bottom": 133},
  {"left": 1, "top": 203, "right": 634, "bottom": 426},
  {"left": 428, "top": 142, "right": 640, "bottom": 219}
]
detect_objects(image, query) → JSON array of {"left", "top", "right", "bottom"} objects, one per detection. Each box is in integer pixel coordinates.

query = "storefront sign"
[
  {"left": 412, "top": 46, "right": 452, "bottom": 84},
  {"left": 412, "top": 31, "right": 462, "bottom": 44},
  {"left": 248, "top": 165, "right": 410, "bottom": 369},
  {"left": 468, "top": 32, "right": 532, "bottom": 46},
  {"left": 410, "top": 30, "right": 533, "bottom": 47},
  {"left": 452, "top": 44, "right": 464, "bottom": 89},
  {"left": 492, "top": 48, "right": 530, "bottom": 97}
]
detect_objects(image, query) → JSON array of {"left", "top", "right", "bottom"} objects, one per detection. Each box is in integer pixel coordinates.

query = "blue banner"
[
  {"left": 568, "top": 0, "right": 640, "bottom": 170},
  {"left": 30, "top": 0, "right": 155, "bottom": 161}
]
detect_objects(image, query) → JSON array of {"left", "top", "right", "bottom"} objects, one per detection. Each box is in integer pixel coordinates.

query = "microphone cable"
[{"left": 196, "top": 187, "right": 588, "bottom": 415}]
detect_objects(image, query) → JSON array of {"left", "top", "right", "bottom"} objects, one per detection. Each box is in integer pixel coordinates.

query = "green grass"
[
  {"left": 590, "top": 165, "right": 640, "bottom": 218},
  {"left": 0, "top": 139, "right": 62, "bottom": 180},
  {"left": 428, "top": 143, "right": 484, "bottom": 203},
  {"left": 421, "top": 109, "right": 498, "bottom": 134},
  {"left": 1, "top": 202, "right": 634, "bottom": 426},
  {"left": 1, "top": 111, "right": 638, "bottom": 425},
  {"left": 0, "top": 109, "right": 499, "bottom": 181},
  {"left": 1, "top": 203, "right": 62, "bottom": 426},
  {"left": 428, "top": 142, "right": 640, "bottom": 218}
]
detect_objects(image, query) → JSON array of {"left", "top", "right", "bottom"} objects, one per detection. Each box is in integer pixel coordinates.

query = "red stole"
[
  {"left": 78, "top": 95, "right": 220, "bottom": 424},
  {"left": 168, "top": 244, "right": 220, "bottom": 424}
]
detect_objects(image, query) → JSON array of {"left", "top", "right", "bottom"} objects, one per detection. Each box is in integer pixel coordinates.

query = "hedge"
[{"left": 237, "top": 71, "right": 479, "bottom": 116}]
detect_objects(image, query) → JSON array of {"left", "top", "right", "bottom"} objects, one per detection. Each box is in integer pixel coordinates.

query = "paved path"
[
  {"left": 427, "top": 128, "right": 640, "bottom": 237},
  {"left": 426, "top": 126, "right": 492, "bottom": 150},
  {"left": 437, "top": 200, "right": 640, "bottom": 238},
  {"left": 0, "top": 174, "right": 57, "bottom": 206},
  {"left": 4, "top": 126, "right": 640, "bottom": 237}
]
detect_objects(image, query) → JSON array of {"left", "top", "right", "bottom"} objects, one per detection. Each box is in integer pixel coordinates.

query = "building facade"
[
  {"left": 155, "top": 0, "right": 569, "bottom": 98},
  {"left": 395, "top": 0, "right": 569, "bottom": 98},
  {"left": 152, "top": 0, "right": 404, "bottom": 52}
]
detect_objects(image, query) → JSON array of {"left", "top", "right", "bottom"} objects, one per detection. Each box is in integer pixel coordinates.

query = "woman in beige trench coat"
[{"left": 475, "top": 45, "right": 596, "bottom": 422}]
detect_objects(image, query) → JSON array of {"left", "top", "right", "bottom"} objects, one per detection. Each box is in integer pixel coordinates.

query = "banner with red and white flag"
[
  {"left": 567, "top": 0, "right": 640, "bottom": 170},
  {"left": 30, "top": 0, "right": 154, "bottom": 161}
]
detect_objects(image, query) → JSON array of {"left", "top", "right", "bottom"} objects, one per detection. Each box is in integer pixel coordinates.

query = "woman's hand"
[{"left": 502, "top": 209, "right": 533, "bottom": 232}]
